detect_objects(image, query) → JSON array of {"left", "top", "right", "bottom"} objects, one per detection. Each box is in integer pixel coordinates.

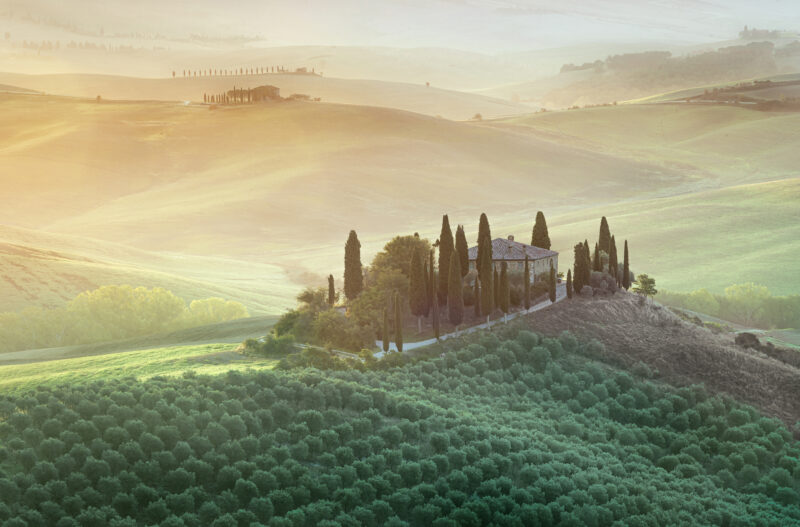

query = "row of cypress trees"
[
  {"left": 570, "top": 216, "right": 631, "bottom": 296},
  {"left": 345, "top": 210, "right": 556, "bottom": 351}
]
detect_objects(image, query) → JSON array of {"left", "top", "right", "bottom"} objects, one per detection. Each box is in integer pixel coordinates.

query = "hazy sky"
[{"left": 7, "top": 0, "right": 800, "bottom": 52}]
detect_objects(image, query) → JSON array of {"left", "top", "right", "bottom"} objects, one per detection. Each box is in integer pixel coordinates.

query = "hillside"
[
  {"left": 0, "top": 225, "right": 296, "bottom": 314},
  {"left": 520, "top": 293, "right": 800, "bottom": 426},
  {"left": 0, "top": 72, "right": 532, "bottom": 120},
  {"left": 0, "top": 93, "right": 695, "bottom": 303},
  {"left": 0, "top": 322, "right": 798, "bottom": 524},
  {"left": 535, "top": 178, "right": 800, "bottom": 294}
]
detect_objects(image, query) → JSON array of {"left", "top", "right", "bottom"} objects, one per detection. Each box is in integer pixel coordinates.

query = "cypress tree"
[
  {"left": 327, "top": 274, "right": 335, "bottom": 306},
  {"left": 432, "top": 270, "right": 440, "bottom": 339},
  {"left": 583, "top": 240, "right": 592, "bottom": 288},
  {"left": 477, "top": 213, "right": 491, "bottom": 266},
  {"left": 422, "top": 258, "right": 431, "bottom": 317},
  {"left": 593, "top": 243, "right": 601, "bottom": 272},
  {"left": 566, "top": 269, "right": 573, "bottom": 299},
  {"left": 531, "top": 211, "right": 551, "bottom": 249},
  {"left": 499, "top": 262, "right": 510, "bottom": 315},
  {"left": 344, "top": 230, "right": 363, "bottom": 300},
  {"left": 573, "top": 243, "right": 584, "bottom": 293},
  {"left": 455, "top": 225, "right": 469, "bottom": 278},
  {"left": 523, "top": 256, "right": 531, "bottom": 310},
  {"left": 382, "top": 308, "right": 389, "bottom": 352},
  {"left": 599, "top": 216, "right": 611, "bottom": 254},
  {"left": 609, "top": 235, "right": 619, "bottom": 283},
  {"left": 474, "top": 277, "right": 481, "bottom": 318},
  {"left": 623, "top": 240, "right": 631, "bottom": 290},
  {"left": 477, "top": 214, "right": 494, "bottom": 318},
  {"left": 447, "top": 252, "right": 464, "bottom": 327},
  {"left": 493, "top": 266, "right": 500, "bottom": 309},
  {"left": 394, "top": 291, "right": 403, "bottom": 352},
  {"left": 437, "top": 215, "right": 454, "bottom": 303},
  {"left": 427, "top": 250, "right": 435, "bottom": 315},
  {"left": 549, "top": 261, "right": 557, "bottom": 303},
  {"left": 409, "top": 249, "right": 427, "bottom": 333}
]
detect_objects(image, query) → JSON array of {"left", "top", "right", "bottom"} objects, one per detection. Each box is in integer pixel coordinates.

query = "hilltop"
[{"left": 0, "top": 72, "right": 531, "bottom": 120}]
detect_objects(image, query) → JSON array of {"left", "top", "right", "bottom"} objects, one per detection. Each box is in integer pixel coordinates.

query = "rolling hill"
[
  {"left": 1, "top": 91, "right": 797, "bottom": 317},
  {"left": 0, "top": 71, "right": 532, "bottom": 120}
]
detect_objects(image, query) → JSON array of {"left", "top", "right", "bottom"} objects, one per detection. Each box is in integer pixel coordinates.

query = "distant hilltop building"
[{"left": 467, "top": 235, "right": 558, "bottom": 282}]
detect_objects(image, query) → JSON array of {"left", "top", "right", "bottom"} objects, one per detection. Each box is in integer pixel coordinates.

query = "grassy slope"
[
  {"left": 0, "top": 225, "right": 296, "bottom": 314},
  {"left": 0, "top": 71, "right": 532, "bottom": 120},
  {"left": 0, "top": 342, "right": 276, "bottom": 394},
  {"left": 539, "top": 179, "right": 800, "bottom": 294},
  {"left": 0, "top": 93, "right": 687, "bottom": 305}
]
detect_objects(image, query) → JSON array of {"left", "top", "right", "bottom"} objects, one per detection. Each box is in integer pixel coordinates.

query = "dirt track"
[{"left": 523, "top": 292, "right": 800, "bottom": 427}]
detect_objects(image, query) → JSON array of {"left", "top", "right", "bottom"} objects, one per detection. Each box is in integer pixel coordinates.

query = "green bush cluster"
[
  {"left": 0, "top": 329, "right": 798, "bottom": 526},
  {"left": 0, "top": 286, "right": 249, "bottom": 354}
]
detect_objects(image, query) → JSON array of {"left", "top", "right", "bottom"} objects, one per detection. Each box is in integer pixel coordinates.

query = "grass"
[
  {"left": 528, "top": 178, "right": 800, "bottom": 294},
  {"left": 0, "top": 342, "right": 277, "bottom": 394}
]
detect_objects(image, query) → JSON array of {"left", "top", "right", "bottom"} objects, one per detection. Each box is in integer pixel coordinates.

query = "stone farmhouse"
[{"left": 467, "top": 235, "right": 558, "bottom": 283}]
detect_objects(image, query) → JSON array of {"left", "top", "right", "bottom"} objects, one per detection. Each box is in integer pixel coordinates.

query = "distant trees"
[
  {"left": 382, "top": 308, "right": 389, "bottom": 352},
  {"left": 593, "top": 243, "right": 601, "bottom": 272},
  {"left": 447, "top": 253, "right": 464, "bottom": 327},
  {"left": 531, "top": 211, "right": 551, "bottom": 249},
  {"left": 344, "top": 230, "right": 363, "bottom": 300},
  {"left": 572, "top": 242, "right": 592, "bottom": 294},
  {"left": 437, "top": 215, "right": 455, "bottom": 304},
  {"left": 549, "top": 262, "right": 557, "bottom": 303},
  {"left": 609, "top": 236, "right": 619, "bottom": 284}
]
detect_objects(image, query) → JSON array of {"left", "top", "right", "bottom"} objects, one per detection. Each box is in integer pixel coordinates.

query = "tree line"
[{"left": 0, "top": 286, "right": 249, "bottom": 354}]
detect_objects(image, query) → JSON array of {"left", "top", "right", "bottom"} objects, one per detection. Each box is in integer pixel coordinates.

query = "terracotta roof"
[{"left": 467, "top": 237, "right": 558, "bottom": 261}]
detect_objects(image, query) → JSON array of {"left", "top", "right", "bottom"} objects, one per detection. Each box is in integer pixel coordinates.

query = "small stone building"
[{"left": 467, "top": 235, "right": 558, "bottom": 283}]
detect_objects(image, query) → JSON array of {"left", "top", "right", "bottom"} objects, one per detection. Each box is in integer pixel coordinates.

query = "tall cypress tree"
[
  {"left": 493, "top": 267, "right": 500, "bottom": 309},
  {"left": 593, "top": 243, "right": 601, "bottom": 272},
  {"left": 394, "top": 291, "right": 403, "bottom": 352},
  {"left": 447, "top": 253, "right": 464, "bottom": 327},
  {"left": 531, "top": 211, "right": 551, "bottom": 249},
  {"left": 566, "top": 269, "right": 573, "bottom": 299},
  {"left": 623, "top": 240, "right": 631, "bottom": 290},
  {"left": 499, "top": 262, "right": 510, "bottom": 314},
  {"left": 573, "top": 243, "right": 585, "bottom": 293},
  {"left": 477, "top": 214, "right": 494, "bottom": 318},
  {"left": 437, "top": 215, "right": 454, "bottom": 303},
  {"left": 599, "top": 216, "right": 611, "bottom": 254},
  {"left": 609, "top": 235, "right": 619, "bottom": 283},
  {"left": 583, "top": 240, "right": 592, "bottom": 288},
  {"left": 523, "top": 256, "right": 531, "bottom": 310},
  {"left": 382, "top": 308, "right": 389, "bottom": 352},
  {"left": 409, "top": 249, "right": 427, "bottom": 333},
  {"left": 344, "top": 230, "right": 363, "bottom": 300},
  {"left": 327, "top": 274, "right": 335, "bottom": 306},
  {"left": 422, "top": 258, "right": 431, "bottom": 317},
  {"left": 427, "top": 250, "right": 435, "bottom": 315},
  {"left": 477, "top": 213, "right": 491, "bottom": 266},
  {"left": 432, "top": 270, "right": 440, "bottom": 339},
  {"left": 455, "top": 225, "right": 469, "bottom": 278},
  {"left": 549, "top": 261, "right": 557, "bottom": 303},
  {"left": 474, "top": 277, "right": 481, "bottom": 318}
]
